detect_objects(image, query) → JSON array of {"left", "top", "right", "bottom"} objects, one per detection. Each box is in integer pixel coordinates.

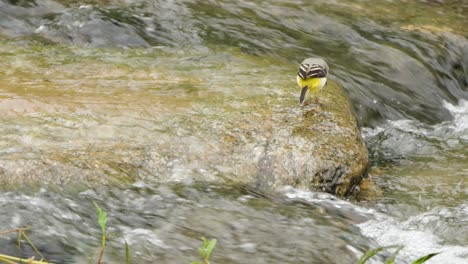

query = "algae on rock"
[{"left": 138, "top": 80, "right": 369, "bottom": 197}]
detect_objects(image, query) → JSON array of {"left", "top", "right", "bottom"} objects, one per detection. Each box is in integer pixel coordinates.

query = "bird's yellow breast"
[{"left": 296, "top": 76, "right": 326, "bottom": 94}]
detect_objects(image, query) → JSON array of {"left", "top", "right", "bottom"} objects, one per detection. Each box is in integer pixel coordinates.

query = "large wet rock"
[
  {"left": 138, "top": 81, "right": 369, "bottom": 196},
  {"left": 0, "top": 43, "right": 368, "bottom": 196}
]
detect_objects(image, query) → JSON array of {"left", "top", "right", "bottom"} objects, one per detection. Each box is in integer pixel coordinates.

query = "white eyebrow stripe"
[
  {"left": 300, "top": 64, "right": 309, "bottom": 72},
  {"left": 308, "top": 65, "right": 323, "bottom": 71},
  {"left": 298, "top": 71, "right": 306, "bottom": 79}
]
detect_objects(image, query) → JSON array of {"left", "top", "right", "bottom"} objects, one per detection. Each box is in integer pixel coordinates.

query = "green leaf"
[
  {"left": 201, "top": 237, "right": 208, "bottom": 248},
  {"left": 198, "top": 247, "right": 206, "bottom": 258},
  {"left": 93, "top": 201, "right": 108, "bottom": 233},
  {"left": 125, "top": 240, "right": 130, "bottom": 264},
  {"left": 98, "top": 211, "right": 107, "bottom": 233},
  {"left": 205, "top": 239, "right": 217, "bottom": 259},
  {"left": 411, "top": 252, "right": 440, "bottom": 264}
]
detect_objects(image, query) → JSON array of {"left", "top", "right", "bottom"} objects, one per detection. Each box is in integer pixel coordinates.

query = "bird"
[{"left": 296, "top": 58, "right": 329, "bottom": 105}]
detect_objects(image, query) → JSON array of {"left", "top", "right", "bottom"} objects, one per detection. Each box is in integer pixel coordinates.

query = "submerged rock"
[
  {"left": 0, "top": 0, "right": 64, "bottom": 37},
  {"left": 35, "top": 5, "right": 150, "bottom": 47}
]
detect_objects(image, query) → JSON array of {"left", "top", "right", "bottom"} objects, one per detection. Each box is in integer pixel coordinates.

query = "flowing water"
[{"left": 0, "top": 0, "right": 467, "bottom": 263}]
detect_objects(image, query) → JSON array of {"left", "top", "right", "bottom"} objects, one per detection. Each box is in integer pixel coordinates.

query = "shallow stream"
[{"left": 0, "top": 0, "right": 467, "bottom": 263}]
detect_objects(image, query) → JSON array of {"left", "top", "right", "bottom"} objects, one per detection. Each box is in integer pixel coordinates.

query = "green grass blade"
[
  {"left": 358, "top": 247, "right": 386, "bottom": 264},
  {"left": 384, "top": 246, "right": 403, "bottom": 264},
  {"left": 411, "top": 252, "right": 440, "bottom": 264},
  {"left": 358, "top": 246, "right": 401, "bottom": 264}
]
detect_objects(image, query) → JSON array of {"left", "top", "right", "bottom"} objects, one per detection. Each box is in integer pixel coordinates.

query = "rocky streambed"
[{"left": 0, "top": 1, "right": 466, "bottom": 263}]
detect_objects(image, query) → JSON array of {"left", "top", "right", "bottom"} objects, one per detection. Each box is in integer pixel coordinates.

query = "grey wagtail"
[{"left": 296, "top": 58, "right": 329, "bottom": 105}]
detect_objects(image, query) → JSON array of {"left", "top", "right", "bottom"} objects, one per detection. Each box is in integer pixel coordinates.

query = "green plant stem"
[
  {"left": 0, "top": 254, "right": 53, "bottom": 264},
  {"left": 93, "top": 201, "right": 108, "bottom": 264},
  {"left": 125, "top": 240, "right": 130, "bottom": 264},
  {"left": 0, "top": 227, "right": 29, "bottom": 236},
  {"left": 0, "top": 255, "right": 17, "bottom": 264},
  {"left": 22, "top": 232, "right": 47, "bottom": 262},
  {"left": 17, "top": 229, "right": 21, "bottom": 261},
  {"left": 97, "top": 234, "right": 106, "bottom": 264}
]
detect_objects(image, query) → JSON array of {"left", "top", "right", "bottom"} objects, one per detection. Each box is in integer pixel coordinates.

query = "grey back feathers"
[{"left": 298, "top": 58, "right": 329, "bottom": 79}]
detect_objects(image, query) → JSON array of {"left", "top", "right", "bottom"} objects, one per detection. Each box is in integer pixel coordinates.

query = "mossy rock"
[{"left": 139, "top": 80, "right": 369, "bottom": 197}]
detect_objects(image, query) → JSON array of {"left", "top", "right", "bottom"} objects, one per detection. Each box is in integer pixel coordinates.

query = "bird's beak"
[{"left": 299, "top": 86, "right": 308, "bottom": 105}]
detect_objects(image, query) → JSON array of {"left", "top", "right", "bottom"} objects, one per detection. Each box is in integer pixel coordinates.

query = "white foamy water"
[
  {"left": 358, "top": 204, "right": 468, "bottom": 264},
  {"left": 354, "top": 99, "right": 468, "bottom": 263},
  {"left": 363, "top": 99, "right": 468, "bottom": 142},
  {"left": 443, "top": 99, "right": 468, "bottom": 137},
  {"left": 283, "top": 187, "right": 468, "bottom": 264},
  {"left": 281, "top": 186, "right": 376, "bottom": 220}
]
